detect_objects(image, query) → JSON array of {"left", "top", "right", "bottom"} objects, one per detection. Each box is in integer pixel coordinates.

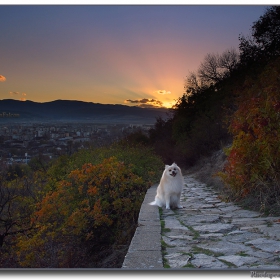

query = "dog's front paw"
[{"left": 177, "top": 205, "right": 183, "bottom": 209}]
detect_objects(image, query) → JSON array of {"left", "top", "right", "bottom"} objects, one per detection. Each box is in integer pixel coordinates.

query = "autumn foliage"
[
  {"left": 219, "top": 58, "right": 280, "bottom": 213},
  {"left": 0, "top": 144, "right": 163, "bottom": 268},
  {"left": 16, "top": 157, "right": 146, "bottom": 267}
]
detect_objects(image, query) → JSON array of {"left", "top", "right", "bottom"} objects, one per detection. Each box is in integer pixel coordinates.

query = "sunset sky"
[{"left": 0, "top": 5, "right": 268, "bottom": 108}]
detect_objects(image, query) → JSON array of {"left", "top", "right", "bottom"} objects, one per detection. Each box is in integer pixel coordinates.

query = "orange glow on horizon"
[{"left": 162, "top": 101, "right": 176, "bottom": 108}]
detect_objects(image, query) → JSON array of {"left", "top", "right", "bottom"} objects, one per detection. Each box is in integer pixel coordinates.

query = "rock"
[
  {"left": 231, "top": 209, "right": 260, "bottom": 218},
  {"left": 191, "top": 254, "right": 228, "bottom": 269},
  {"left": 227, "top": 230, "right": 246, "bottom": 235},
  {"left": 180, "top": 214, "right": 220, "bottom": 226},
  {"left": 218, "top": 205, "right": 240, "bottom": 212},
  {"left": 167, "top": 234, "right": 193, "bottom": 241},
  {"left": 225, "top": 231, "right": 263, "bottom": 243},
  {"left": 162, "top": 235, "right": 186, "bottom": 247},
  {"left": 257, "top": 224, "right": 280, "bottom": 240},
  {"left": 231, "top": 218, "right": 268, "bottom": 227},
  {"left": 193, "top": 223, "right": 235, "bottom": 234},
  {"left": 245, "top": 238, "right": 280, "bottom": 253},
  {"left": 217, "top": 255, "right": 259, "bottom": 267},
  {"left": 164, "top": 218, "right": 188, "bottom": 231},
  {"left": 165, "top": 253, "right": 191, "bottom": 268},
  {"left": 197, "top": 241, "right": 251, "bottom": 255},
  {"left": 200, "top": 233, "right": 224, "bottom": 239}
]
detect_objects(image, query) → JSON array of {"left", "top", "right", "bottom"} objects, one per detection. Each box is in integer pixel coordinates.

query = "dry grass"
[
  {"left": 185, "top": 149, "right": 227, "bottom": 193},
  {"left": 185, "top": 148, "right": 280, "bottom": 216}
]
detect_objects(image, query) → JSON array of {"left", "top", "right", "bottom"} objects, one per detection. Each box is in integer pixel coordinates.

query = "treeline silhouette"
[{"left": 145, "top": 7, "right": 278, "bottom": 164}]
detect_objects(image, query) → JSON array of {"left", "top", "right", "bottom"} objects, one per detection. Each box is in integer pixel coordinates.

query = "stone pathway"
[{"left": 161, "top": 175, "right": 280, "bottom": 269}]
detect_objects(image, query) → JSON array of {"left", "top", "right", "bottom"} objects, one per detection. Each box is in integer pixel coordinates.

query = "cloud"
[
  {"left": 154, "top": 90, "right": 171, "bottom": 95},
  {"left": 20, "top": 93, "right": 27, "bottom": 101},
  {"left": 9, "top": 91, "right": 20, "bottom": 96},
  {"left": 125, "top": 98, "right": 164, "bottom": 108},
  {"left": 0, "top": 75, "right": 6, "bottom": 82},
  {"left": 9, "top": 91, "right": 27, "bottom": 101}
]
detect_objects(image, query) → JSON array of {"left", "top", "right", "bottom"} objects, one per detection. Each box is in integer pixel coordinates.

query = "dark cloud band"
[{"left": 125, "top": 98, "right": 163, "bottom": 108}]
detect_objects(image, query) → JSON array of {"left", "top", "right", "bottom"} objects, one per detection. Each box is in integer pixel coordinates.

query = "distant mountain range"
[{"left": 0, "top": 99, "right": 170, "bottom": 124}]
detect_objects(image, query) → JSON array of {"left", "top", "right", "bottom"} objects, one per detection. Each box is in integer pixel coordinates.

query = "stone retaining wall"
[{"left": 122, "top": 184, "right": 163, "bottom": 269}]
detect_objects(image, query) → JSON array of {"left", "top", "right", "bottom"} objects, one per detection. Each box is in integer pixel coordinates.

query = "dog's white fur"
[{"left": 149, "top": 163, "right": 184, "bottom": 209}]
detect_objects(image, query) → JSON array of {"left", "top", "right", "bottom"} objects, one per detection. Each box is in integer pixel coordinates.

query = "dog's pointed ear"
[{"left": 165, "top": 165, "right": 170, "bottom": 169}]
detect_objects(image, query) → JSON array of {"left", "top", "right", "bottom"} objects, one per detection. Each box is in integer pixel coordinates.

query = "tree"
[
  {"left": 239, "top": 6, "right": 280, "bottom": 65},
  {"left": 219, "top": 48, "right": 239, "bottom": 74},
  {"left": 28, "top": 154, "right": 49, "bottom": 172},
  {"left": 0, "top": 173, "right": 41, "bottom": 267},
  {"left": 253, "top": 6, "right": 280, "bottom": 57},
  {"left": 147, "top": 47, "right": 239, "bottom": 166},
  {"left": 238, "top": 35, "right": 261, "bottom": 65},
  {"left": 148, "top": 116, "right": 176, "bottom": 164},
  {"left": 197, "top": 48, "right": 239, "bottom": 86},
  {"left": 185, "top": 71, "right": 207, "bottom": 96},
  {"left": 198, "top": 53, "right": 222, "bottom": 84}
]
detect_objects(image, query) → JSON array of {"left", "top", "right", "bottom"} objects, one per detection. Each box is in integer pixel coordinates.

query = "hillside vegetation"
[
  {"left": 0, "top": 143, "right": 163, "bottom": 267},
  {"left": 145, "top": 6, "right": 280, "bottom": 215}
]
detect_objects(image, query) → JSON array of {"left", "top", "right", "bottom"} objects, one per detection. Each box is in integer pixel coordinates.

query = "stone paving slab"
[
  {"left": 160, "top": 175, "right": 280, "bottom": 270},
  {"left": 245, "top": 238, "right": 280, "bottom": 253},
  {"left": 164, "top": 253, "right": 191, "bottom": 268},
  {"left": 191, "top": 253, "right": 228, "bottom": 269},
  {"left": 192, "top": 223, "right": 235, "bottom": 233},
  {"left": 123, "top": 175, "right": 280, "bottom": 270},
  {"left": 217, "top": 255, "right": 259, "bottom": 267},
  {"left": 257, "top": 224, "right": 280, "bottom": 240}
]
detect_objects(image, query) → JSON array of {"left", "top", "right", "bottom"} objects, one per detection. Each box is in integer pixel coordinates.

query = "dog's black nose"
[{"left": 172, "top": 171, "right": 176, "bottom": 177}]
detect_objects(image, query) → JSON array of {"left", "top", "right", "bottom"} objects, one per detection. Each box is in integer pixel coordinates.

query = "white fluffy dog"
[{"left": 149, "top": 163, "right": 184, "bottom": 210}]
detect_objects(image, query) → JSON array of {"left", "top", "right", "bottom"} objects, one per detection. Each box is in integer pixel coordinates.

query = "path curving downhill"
[{"left": 122, "top": 175, "right": 280, "bottom": 270}]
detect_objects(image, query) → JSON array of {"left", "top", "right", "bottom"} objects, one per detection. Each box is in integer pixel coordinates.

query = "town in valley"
[{"left": 0, "top": 122, "right": 153, "bottom": 167}]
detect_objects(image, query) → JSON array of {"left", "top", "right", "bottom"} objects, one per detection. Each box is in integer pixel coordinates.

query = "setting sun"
[{"left": 162, "top": 100, "right": 176, "bottom": 108}]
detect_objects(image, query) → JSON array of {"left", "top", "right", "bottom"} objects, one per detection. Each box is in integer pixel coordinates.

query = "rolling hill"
[{"left": 0, "top": 99, "right": 170, "bottom": 124}]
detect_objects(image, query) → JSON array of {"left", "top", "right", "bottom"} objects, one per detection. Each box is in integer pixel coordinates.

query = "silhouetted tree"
[
  {"left": 219, "top": 48, "right": 239, "bottom": 74},
  {"left": 197, "top": 48, "right": 239, "bottom": 85},
  {"left": 239, "top": 6, "right": 280, "bottom": 66}
]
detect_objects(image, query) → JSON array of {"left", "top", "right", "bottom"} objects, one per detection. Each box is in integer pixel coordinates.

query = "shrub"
[
  {"left": 16, "top": 143, "right": 163, "bottom": 268},
  {"left": 47, "top": 143, "right": 163, "bottom": 187},
  {"left": 16, "top": 157, "right": 147, "bottom": 267},
  {"left": 219, "top": 58, "right": 280, "bottom": 214}
]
